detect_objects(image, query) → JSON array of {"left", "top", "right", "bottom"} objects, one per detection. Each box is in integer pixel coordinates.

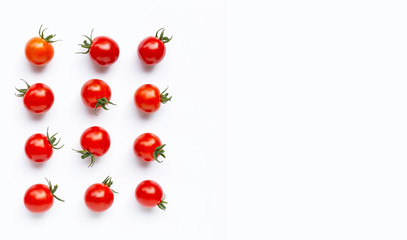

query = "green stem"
[
  {"left": 155, "top": 28, "right": 173, "bottom": 44},
  {"left": 153, "top": 144, "right": 166, "bottom": 163},
  {"left": 15, "top": 79, "right": 31, "bottom": 97},
  {"left": 94, "top": 97, "right": 116, "bottom": 114},
  {"left": 102, "top": 176, "right": 118, "bottom": 193},
  {"left": 46, "top": 127, "right": 64, "bottom": 149},
  {"left": 157, "top": 194, "right": 167, "bottom": 210},
  {"left": 72, "top": 149, "right": 96, "bottom": 167},
  {"left": 76, "top": 29, "right": 94, "bottom": 54},
  {"left": 45, "top": 178, "right": 64, "bottom": 202},
  {"left": 160, "top": 87, "right": 172, "bottom": 104}
]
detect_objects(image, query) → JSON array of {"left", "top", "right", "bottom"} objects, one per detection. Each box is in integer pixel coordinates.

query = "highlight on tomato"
[
  {"left": 84, "top": 176, "right": 117, "bottom": 212},
  {"left": 15, "top": 79, "right": 54, "bottom": 114},
  {"left": 25, "top": 25, "right": 60, "bottom": 66},
  {"left": 81, "top": 79, "right": 115, "bottom": 114},
  {"left": 24, "top": 178, "right": 64, "bottom": 213},
  {"left": 77, "top": 29, "right": 120, "bottom": 66},
  {"left": 25, "top": 127, "right": 64, "bottom": 163},
  {"left": 135, "top": 180, "right": 167, "bottom": 210},
  {"left": 134, "top": 84, "right": 172, "bottom": 113},
  {"left": 137, "top": 28, "right": 172, "bottom": 66},
  {"left": 73, "top": 126, "right": 111, "bottom": 167},
  {"left": 133, "top": 133, "right": 166, "bottom": 163}
]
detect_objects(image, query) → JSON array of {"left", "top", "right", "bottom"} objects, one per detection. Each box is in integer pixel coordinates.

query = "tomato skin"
[
  {"left": 24, "top": 184, "right": 54, "bottom": 213},
  {"left": 135, "top": 180, "right": 164, "bottom": 208},
  {"left": 134, "top": 133, "right": 162, "bottom": 162},
  {"left": 137, "top": 36, "right": 166, "bottom": 65},
  {"left": 84, "top": 183, "right": 114, "bottom": 212},
  {"left": 81, "top": 79, "right": 112, "bottom": 109},
  {"left": 25, "top": 37, "right": 54, "bottom": 66},
  {"left": 89, "top": 36, "right": 119, "bottom": 66},
  {"left": 80, "top": 126, "right": 111, "bottom": 156},
  {"left": 25, "top": 134, "right": 53, "bottom": 162},
  {"left": 134, "top": 84, "right": 161, "bottom": 113},
  {"left": 23, "top": 83, "right": 54, "bottom": 114}
]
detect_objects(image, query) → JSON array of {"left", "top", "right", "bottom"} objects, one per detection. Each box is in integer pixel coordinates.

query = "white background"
[{"left": 0, "top": 0, "right": 406, "bottom": 239}]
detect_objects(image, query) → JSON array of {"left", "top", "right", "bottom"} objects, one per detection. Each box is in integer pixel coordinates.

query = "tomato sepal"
[
  {"left": 157, "top": 194, "right": 168, "bottom": 211},
  {"left": 46, "top": 127, "right": 64, "bottom": 150},
  {"left": 77, "top": 29, "right": 94, "bottom": 54},
  {"left": 38, "top": 24, "right": 60, "bottom": 43},
  {"left": 15, "top": 79, "right": 31, "bottom": 97},
  {"left": 160, "top": 87, "right": 172, "bottom": 104},
  {"left": 102, "top": 176, "right": 118, "bottom": 194},
  {"left": 153, "top": 144, "right": 166, "bottom": 163},
  {"left": 155, "top": 28, "right": 173, "bottom": 44},
  {"left": 45, "top": 178, "right": 64, "bottom": 202},
  {"left": 72, "top": 149, "right": 96, "bottom": 167},
  {"left": 94, "top": 97, "right": 116, "bottom": 114}
]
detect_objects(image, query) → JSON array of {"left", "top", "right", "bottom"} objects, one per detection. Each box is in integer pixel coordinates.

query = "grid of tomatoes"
[{"left": 20, "top": 25, "right": 172, "bottom": 213}]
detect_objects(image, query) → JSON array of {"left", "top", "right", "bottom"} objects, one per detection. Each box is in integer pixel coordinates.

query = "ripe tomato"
[
  {"left": 135, "top": 180, "right": 167, "bottom": 210},
  {"left": 134, "top": 84, "right": 172, "bottom": 113},
  {"left": 81, "top": 79, "right": 115, "bottom": 113},
  {"left": 25, "top": 127, "right": 64, "bottom": 163},
  {"left": 138, "top": 28, "right": 172, "bottom": 66},
  {"left": 78, "top": 29, "right": 120, "bottom": 66},
  {"left": 25, "top": 25, "right": 59, "bottom": 66},
  {"left": 84, "top": 176, "right": 117, "bottom": 212},
  {"left": 73, "top": 126, "right": 111, "bottom": 167},
  {"left": 15, "top": 79, "right": 54, "bottom": 114},
  {"left": 134, "top": 133, "right": 166, "bottom": 163},
  {"left": 24, "top": 178, "right": 64, "bottom": 213}
]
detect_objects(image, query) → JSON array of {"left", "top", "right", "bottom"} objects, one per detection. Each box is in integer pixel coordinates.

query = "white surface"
[{"left": 0, "top": 0, "right": 407, "bottom": 239}]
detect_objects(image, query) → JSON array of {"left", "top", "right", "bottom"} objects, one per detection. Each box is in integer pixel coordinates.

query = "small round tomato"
[
  {"left": 15, "top": 79, "right": 54, "bottom": 114},
  {"left": 78, "top": 29, "right": 119, "bottom": 66},
  {"left": 81, "top": 79, "right": 115, "bottom": 113},
  {"left": 24, "top": 178, "right": 64, "bottom": 213},
  {"left": 135, "top": 180, "right": 167, "bottom": 210},
  {"left": 73, "top": 126, "right": 111, "bottom": 167},
  {"left": 25, "top": 25, "right": 59, "bottom": 66},
  {"left": 138, "top": 28, "right": 172, "bottom": 66},
  {"left": 84, "top": 176, "right": 117, "bottom": 212},
  {"left": 25, "top": 127, "right": 64, "bottom": 163},
  {"left": 134, "top": 84, "right": 172, "bottom": 113},
  {"left": 134, "top": 133, "right": 166, "bottom": 163}
]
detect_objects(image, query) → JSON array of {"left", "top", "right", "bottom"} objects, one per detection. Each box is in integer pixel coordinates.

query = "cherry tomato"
[
  {"left": 24, "top": 178, "right": 64, "bottom": 213},
  {"left": 135, "top": 180, "right": 167, "bottom": 210},
  {"left": 78, "top": 29, "right": 120, "bottom": 66},
  {"left": 73, "top": 126, "right": 111, "bottom": 167},
  {"left": 84, "top": 176, "right": 117, "bottom": 212},
  {"left": 25, "top": 25, "right": 59, "bottom": 66},
  {"left": 15, "top": 79, "right": 54, "bottom": 114},
  {"left": 138, "top": 28, "right": 172, "bottom": 66},
  {"left": 81, "top": 79, "right": 115, "bottom": 113},
  {"left": 134, "top": 84, "right": 172, "bottom": 113},
  {"left": 25, "top": 127, "right": 64, "bottom": 163},
  {"left": 134, "top": 133, "right": 166, "bottom": 163}
]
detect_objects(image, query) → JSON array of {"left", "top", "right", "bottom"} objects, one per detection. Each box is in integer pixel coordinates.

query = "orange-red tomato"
[{"left": 25, "top": 25, "right": 58, "bottom": 66}]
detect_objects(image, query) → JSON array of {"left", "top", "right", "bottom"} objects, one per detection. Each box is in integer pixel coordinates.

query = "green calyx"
[
  {"left": 72, "top": 149, "right": 95, "bottom": 167},
  {"left": 15, "top": 79, "right": 31, "bottom": 97},
  {"left": 45, "top": 178, "right": 64, "bottom": 202},
  {"left": 77, "top": 29, "right": 94, "bottom": 54},
  {"left": 158, "top": 194, "right": 168, "bottom": 211},
  {"left": 102, "top": 176, "right": 118, "bottom": 193},
  {"left": 155, "top": 28, "right": 173, "bottom": 44},
  {"left": 46, "top": 127, "right": 64, "bottom": 150},
  {"left": 153, "top": 144, "right": 166, "bottom": 163},
  {"left": 39, "top": 24, "right": 60, "bottom": 43},
  {"left": 94, "top": 97, "right": 116, "bottom": 114},
  {"left": 160, "top": 87, "right": 172, "bottom": 104}
]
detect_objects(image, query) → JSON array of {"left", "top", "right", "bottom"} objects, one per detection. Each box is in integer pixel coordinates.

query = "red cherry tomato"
[
  {"left": 25, "top": 25, "right": 59, "bottom": 66},
  {"left": 78, "top": 29, "right": 119, "bottom": 66},
  {"left": 74, "top": 126, "right": 111, "bottom": 167},
  {"left": 134, "top": 84, "right": 172, "bottom": 113},
  {"left": 84, "top": 176, "right": 116, "bottom": 212},
  {"left": 81, "top": 79, "right": 115, "bottom": 113},
  {"left": 15, "top": 79, "right": 54, "bottom": 114},
  {"left": 25, "top": 128, "right": 64, "bottom": 163},
  {"left": 138, "top": 28, "right": 172, "bottom": 66},
  {"left": 134, "top": 133, "right": 166, "bottom": 163},
  {"left": 135, "top": 180, "right": 167, "bottom": 210},
  {"left": 24, "top": 178, "right": 64, "bottom": 213}
]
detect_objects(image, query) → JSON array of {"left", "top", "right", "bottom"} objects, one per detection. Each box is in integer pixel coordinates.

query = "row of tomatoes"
[
  {"left": 26, "top": 25, "right": 172, "bottom": 66},
  {"left": 25, "top": 177, "right": 167, "bottom": 213},
  {"left": 21, "top": 25, "right": 173, "bottom": 213}
]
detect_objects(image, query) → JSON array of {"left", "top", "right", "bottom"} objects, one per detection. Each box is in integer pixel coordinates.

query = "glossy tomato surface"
[
  {"left": 89, "top": 36, "right": 119, "bottom": 66},
  {"left": 137, "top": 36, "right": 166, "bottom": 65},
  {"left": 134, "top": 84, "right": 161, "bottom": 113},
  {"left": 25, "top": 37, "right": 54, "bottom": 66},
  {"left": 24, "top": 184, "right": 54, "bottom": 213},
  {"left": 135, "top": 180, "right": 164, "bottom": 208},
  {"left": 80, "top": 126, "right": 111, "bottom": 156},
  {"left": 133, "top": 133, "right": 162, "bottom": 162},
  {"left": 84, "top": 183, "right": 114, "bottom": 212},
  {"left": 81, "top": 79, "right": 112, "bottom": 109},
  {"left": 25, "top": 134, "right": 53, "bottom": 162},
  {"left": 23, "top": 83, "right": 54, "bottom": 114}
]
